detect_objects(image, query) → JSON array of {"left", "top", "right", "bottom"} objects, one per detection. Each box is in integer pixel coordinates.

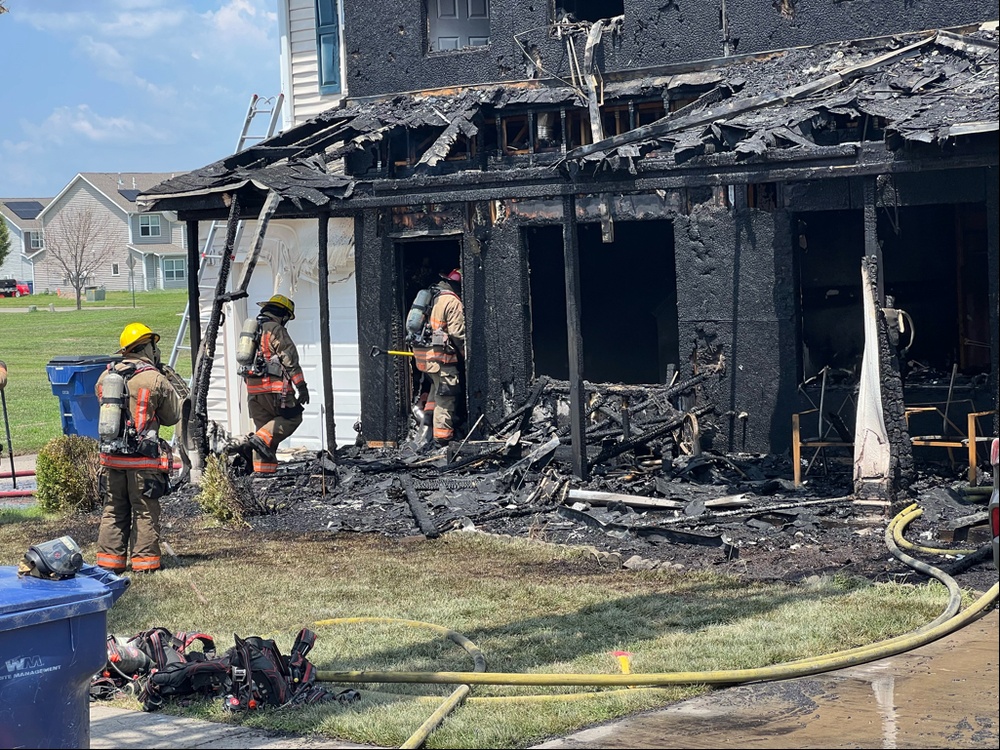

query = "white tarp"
[{"left": 853, "top": 261, "right": 890, "bottom": 491}]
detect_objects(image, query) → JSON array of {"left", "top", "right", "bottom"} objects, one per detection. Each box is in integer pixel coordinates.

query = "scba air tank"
[
  {"left": 98, "top": 370, "right": 128, "bottom": 441},
  {"left": 406, "top": 288, "right": 434, "bottom": 339},
  {"left": 235, "top": 317, "right": 261, "bottom": 366}
]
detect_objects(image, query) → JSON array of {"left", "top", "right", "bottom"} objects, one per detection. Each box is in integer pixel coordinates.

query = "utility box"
[
  {"left": 45, "top": 356, "right": 120, "bottom": 440},
  {"left": 84, "top": 286, "right": 106, "bottom": 302},
  {"left": 0, "top": 564, "right": 128, "bottom": 748}
]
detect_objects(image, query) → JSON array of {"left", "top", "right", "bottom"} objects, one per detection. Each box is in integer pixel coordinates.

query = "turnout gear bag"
[{"left": 90, "top": 626, "right": 357, "bottom": 712}]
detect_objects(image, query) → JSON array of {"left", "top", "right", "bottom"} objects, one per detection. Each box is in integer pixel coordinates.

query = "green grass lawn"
[
  {"left": 0, "top": 289, "right": 192, "bottom": 453},
  {"left": 0, "top": 514, "right": 962, "bottom": 749}
]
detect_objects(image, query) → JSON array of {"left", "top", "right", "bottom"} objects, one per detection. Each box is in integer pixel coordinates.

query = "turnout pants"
[
  {"left": 248, "top": 392, "right": 303, "bottom": 473},
  {"left": 96, "top": 468, "right": 166, "bottom": 572},
  {"left": 427, "top": 365, "right": 461, "bottom": 442}
]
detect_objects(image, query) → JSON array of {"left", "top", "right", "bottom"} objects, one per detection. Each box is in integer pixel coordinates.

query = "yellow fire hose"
[{"left": 308, "top": 504, "right": 998, "bottom": 748}]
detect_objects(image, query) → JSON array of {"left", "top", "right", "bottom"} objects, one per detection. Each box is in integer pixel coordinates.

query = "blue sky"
[{"left": 0, "top": 0, "right": 280, "bottom": 199}]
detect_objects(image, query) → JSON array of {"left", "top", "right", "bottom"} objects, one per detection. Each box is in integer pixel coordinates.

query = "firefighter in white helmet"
[{"left": 95, "top": 323, "right": 182, "bottom": 573}]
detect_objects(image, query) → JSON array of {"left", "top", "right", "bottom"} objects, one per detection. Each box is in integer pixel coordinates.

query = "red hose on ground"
[
  {"left": 0, "top": 470, "right": 35, "bottom": 479},
  {"left": 0, "top": 490, "right": 36, "bottom": 498}
]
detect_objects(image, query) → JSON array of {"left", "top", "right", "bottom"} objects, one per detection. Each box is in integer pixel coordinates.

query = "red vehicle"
[{"left": 0, "top": 279, "right": 30, "bottom": 298}]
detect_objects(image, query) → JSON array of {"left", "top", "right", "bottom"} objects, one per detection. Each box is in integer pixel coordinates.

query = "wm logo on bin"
[{"left": 5, "top": 656, "right": 43, "bottom": 672}]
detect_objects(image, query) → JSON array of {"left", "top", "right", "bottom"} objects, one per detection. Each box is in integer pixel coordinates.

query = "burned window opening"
[
  {"left": 425, "top": 0, "right": 491, "bottom": 54},
  {"left": 553, "top": 0, "right": 624, "bottom": 23},
  {"left": 747, "top": 183, "right": 779, "bottom": 211},
  {"left": 526, "top": 220, "right": 679, "bottom": 386},
  {"left": 795, "top": 203, "right": 991, "bottom": 386}
]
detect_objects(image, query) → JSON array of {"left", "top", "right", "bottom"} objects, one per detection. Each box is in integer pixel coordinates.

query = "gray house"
[
  {"left": 0, "top": 198, "right": 50, "bottom": 288},
  {"left": 30, "top": 172, "right": 189, "bottom": 294}
]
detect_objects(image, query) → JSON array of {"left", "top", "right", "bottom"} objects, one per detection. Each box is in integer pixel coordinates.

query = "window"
[
  {"left": 163, "top": 258, "right": 186, "bottom": 281},
  {"left": 29, "top": 232, "right": 43, "bottom": 250},
  {"left": 112, "top": 263, "right": 120, "bottom": 276},
  {"left": 554, "top": 1, "right": 623, "bottom": 23},
  {"left": 427, "top": 0, "right": 490, "bottom": 53},
  {"left": 139, "top": 215, "right": 161, "bottom": 238},
  {"left": 316, "top": 0, "right": 342, "bottom": 94}
]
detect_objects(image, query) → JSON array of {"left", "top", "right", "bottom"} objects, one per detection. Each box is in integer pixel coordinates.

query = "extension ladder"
[{"left": 168, "top": 93, "right": 285, "bottom": 371}]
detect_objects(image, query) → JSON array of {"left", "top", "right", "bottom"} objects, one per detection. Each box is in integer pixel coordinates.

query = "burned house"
[{"left": 139, "top": 1, "right": 999, "bottom": 497}]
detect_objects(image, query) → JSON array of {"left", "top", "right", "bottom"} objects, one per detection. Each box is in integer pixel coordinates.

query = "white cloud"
[{"left": 33, "top": 105, "right": 172, "bottom": 146}]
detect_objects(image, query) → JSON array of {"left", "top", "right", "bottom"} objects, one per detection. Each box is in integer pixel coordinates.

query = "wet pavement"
[{"left": 534, "top": 607, "right": 999, "bottom": 750}]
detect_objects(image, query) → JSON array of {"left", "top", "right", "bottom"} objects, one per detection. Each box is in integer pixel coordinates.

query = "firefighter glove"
[{"left": 296, "top": 382, "right": 310, "bottom": 406}]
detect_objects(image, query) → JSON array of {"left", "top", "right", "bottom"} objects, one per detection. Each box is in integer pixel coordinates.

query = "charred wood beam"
[
  {"left": 563, "top": 33, "right": 937, "bottom": 162},
  {"left": 563, "top": 193, "right": 588, "bottom": 480},
  {"left": 317, "top": 210, "right": 339, "bottom": 468},
  {"left": 185, "top": 220, "right": 201, "bottom": 368},
  {"left": 399, "top": 474, "right": 440, "bottom": 539},
  {"left": 168, "top": 146, "right": 998, "bottom": 222},
  {"left": 191, "top": 195, "right": 241, "bottom": 471},
  {"left": 490, "top": 376, "right": 551, "bottom": 435},
  {"left": 588, "top": 404, "right": 714, "bottom": 469}
]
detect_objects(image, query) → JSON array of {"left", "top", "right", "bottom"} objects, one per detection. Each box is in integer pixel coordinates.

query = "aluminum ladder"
[{"left": 168, "top": 93, "right": 285, "bottom": 371}]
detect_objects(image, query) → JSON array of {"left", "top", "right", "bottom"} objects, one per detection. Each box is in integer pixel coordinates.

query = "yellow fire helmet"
[
  {"left": 119, "top": 322, "right": 160, "bottom": 353},
  {"left": 258, "top": 294, "right": 295, "bottom": 320}
]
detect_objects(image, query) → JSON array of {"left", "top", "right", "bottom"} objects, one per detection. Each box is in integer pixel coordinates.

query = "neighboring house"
[
  {"left": 31, "top": 173, "right": 189, "bottom": 295},
  {"left": 141, "top": 0, "right": 999, "bottom": 483},
  {"left": 0, "top": 198, "right": 51, "bottom": 287}
]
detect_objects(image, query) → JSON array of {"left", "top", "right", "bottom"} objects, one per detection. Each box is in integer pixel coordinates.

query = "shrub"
[
  {"left": 35, "top": 435, "right": 101, "bottom": 514},
  {"left": 194, "top": 454, "right": 249, "bottom": 525}
]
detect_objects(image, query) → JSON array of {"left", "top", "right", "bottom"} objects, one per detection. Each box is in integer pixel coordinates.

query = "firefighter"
[
  {"left": 95, "top": 323, "right": 182, "bottom": 574},
  {"left": 412, "top": 269, "right": 465, "bottom": 447},
  {"left": 238, "top": 294, "right": 309, "bottom": 473},
  {"left": 0, "top": 359, "right": 7, "bottom": 390}
]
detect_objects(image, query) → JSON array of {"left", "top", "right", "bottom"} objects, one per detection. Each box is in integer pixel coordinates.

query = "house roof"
[
  {"left": 0, "top": 198, "right": 52, "bottom": 230},
  {"left": 138, "top": 23, "right": 998, "bottom": 218},
  {"left": 42, "top": 173, "right": 184, "bottom": 219},
  {"left": 127, "top": 243, "right": 186, "bottom": 256}
]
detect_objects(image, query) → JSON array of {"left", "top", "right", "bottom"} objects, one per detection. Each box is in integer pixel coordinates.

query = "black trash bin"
[{"left": 0, "top": 562, "right": 129, "bottom": 748}]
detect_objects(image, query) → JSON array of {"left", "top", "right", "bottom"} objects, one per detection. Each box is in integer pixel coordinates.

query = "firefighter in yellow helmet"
[
  {"left": 411, "top": 269, "right": 465, "bottom": 447},
  {"left": 236, "top": 295, "right": 309, "bottom": 473},
  {"left": 94, "top": 323, "right": 182, "bottom": 573}
]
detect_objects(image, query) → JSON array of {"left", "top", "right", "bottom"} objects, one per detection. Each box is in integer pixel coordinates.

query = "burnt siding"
[
  {"left": 989, "top": 168, "right": 1000, "bottom": 438},
  {"left": 728, "top": 1, "right": 997, "bottom": 57},
  {"left": 355, "top": 209, "right": 406, "bottom": 444},
  {"left": 674, "top": 205, "right": 797, "bottom": 454},
  {"left": 342, "top": 1, "right": 997, "bottom": 99},
  {"left": 465, "top": 209, "right": 533, "bottom": 430}
]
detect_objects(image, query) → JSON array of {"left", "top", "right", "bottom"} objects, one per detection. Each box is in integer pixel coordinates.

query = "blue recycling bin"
[
  {"left": 45, "top": 355, "right": 120, "bottom": 440},
  {"left": 0, "top": 564, "right": 128, "bottom": 748}
]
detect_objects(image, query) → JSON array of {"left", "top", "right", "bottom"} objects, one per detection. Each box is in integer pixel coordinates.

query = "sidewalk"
[{"left": 89, "top": 704, "right": 377, "bottom": 749}]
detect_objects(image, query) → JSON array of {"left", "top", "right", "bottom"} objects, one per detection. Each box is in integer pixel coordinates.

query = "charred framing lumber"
[
  {"left": 588, "top": 404, "right": 715, "bottom": 470},
  {"left": 185, "top": 220, "right": 200, "bottom": 368},
  {"left": 562, "top": 193, "right": 587, "bottom": 480},
  {"left": 317, "top": 210, "right": 339, "bottom": 470},
  {"left": 398, "top": 474, "right": 440, "bottom": 539},
  {"left": 187, "top": 196, "right": 241, "bottom": 476}
]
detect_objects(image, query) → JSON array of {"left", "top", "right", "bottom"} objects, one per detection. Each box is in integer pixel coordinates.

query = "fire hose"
[{"left": 304, "top": 503, "right": 997, "bottom": 748}]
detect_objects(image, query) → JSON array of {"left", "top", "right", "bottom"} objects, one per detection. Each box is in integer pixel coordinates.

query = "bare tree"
[{"left": 42, "top": 208, "right": 118, "bottom": 310}]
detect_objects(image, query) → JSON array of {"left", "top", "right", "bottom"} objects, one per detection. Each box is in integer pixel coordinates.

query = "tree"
[
  {"left": 41, "top": 207, "right": 117, "bottom": 310},
  {"left": 0, "top": 216, "right": 11, "bottom": 270}
]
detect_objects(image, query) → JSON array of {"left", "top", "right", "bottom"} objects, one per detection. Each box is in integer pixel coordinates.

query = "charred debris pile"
[{"left": 220, "top": 374, "right": 869, "bottom": 567}]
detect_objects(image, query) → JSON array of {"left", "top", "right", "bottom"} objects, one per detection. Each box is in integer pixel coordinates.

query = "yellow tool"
[{"left": 370, "top": 346, "right": 413, "bottom": 358}]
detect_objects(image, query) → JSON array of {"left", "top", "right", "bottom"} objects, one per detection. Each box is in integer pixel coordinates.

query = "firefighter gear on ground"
[
  {"left": 239, "top": 305, "right": 307, "bottom": 473},
  {"left": 412, "top": 277, "right": 465, "bottom": 444},
  {"left": 95, "top": 328, "right": 181, "bottom": 574}
]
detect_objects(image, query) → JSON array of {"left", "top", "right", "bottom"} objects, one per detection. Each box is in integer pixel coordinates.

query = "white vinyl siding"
[{"left": 284, "top": 0, "right": 345, "bottom": 125}]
